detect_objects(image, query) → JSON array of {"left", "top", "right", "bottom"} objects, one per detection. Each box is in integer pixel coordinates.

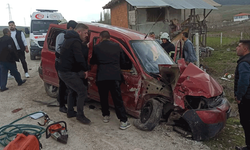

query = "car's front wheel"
[
  {"left": 134, "top": 98, "right": 163, "bottom": 131},
  {"left": 44, "top": 82, "right": 58, "bottom": 98}
]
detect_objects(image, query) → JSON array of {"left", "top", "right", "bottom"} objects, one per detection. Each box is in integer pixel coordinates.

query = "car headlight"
[{"left": 30, "top": 40, "right": 38, "bottom": 47}]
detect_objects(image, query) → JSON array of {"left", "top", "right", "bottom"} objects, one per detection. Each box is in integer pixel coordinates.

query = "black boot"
[
  {"left": 59, "top": 106, "right": 67, "bottom": 113},
  {"left": 76, "top": 114, "right": 91, "bottom": 124},
  {"left": 67, "top": 111, "right": 77, "bottom": 118}
]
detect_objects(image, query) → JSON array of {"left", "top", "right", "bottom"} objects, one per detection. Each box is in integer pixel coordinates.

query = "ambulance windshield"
[{"left": 31, "top": 20, "right": 59, "bottom": 33}]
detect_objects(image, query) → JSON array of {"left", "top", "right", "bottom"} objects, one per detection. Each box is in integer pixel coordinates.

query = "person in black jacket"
[
  {"left": 58, "top": 23, "right": 90, "bottom": 124},
  {"left": 90, "top": 31, "right": 131, "bottom": 130},
  {"left": 235, "top": 40, "right": 250, "bottom": 150},
  {"left": 160, "top": 32, "right": 175, "bottom": 59},
  {"left": 0, "top": 28, "right": 26, "bottom": 91},
  {"left": 55, "top": 20, "right": 78, "bottom": 113}
]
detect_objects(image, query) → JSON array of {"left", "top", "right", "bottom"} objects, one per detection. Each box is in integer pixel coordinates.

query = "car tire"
[
  {"left": 30, "top": 54, "right": 36, "bottom": 60},
  {"left": 44, "top": 82, "right": 58, "bottom": 98},
  {"left": 134, "top": 99, "right": 163, "bottom": 131}
]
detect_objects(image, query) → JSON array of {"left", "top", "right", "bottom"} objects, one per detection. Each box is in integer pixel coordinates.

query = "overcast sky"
[{"left": 0, "top": 0, "right": 111, "bottom": 26}]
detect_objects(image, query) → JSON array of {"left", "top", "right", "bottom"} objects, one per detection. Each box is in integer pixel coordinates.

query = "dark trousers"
[
  {"left": 97, "top": 80, "right": 127, "bottom": 122},
  {"left": 55, "top": 61, "right": 68, "bottom": 108},
  {"left": 58, "top": 75, "right": 68, "bottom": 107},
  {"left": 58, "top": 71, "right": 87, "bottom": 116},
  {"left": 0, "top": 64, "right": 2, "bottom": 88},
  {"left": 238, "top": 98, "right": 250, "bottom": 147},
  {"left": 0, "top": 62, "right": 23, "bottom": 89},
  {"left": 17, "top": 50, "right": 28, "bottom": 73}
]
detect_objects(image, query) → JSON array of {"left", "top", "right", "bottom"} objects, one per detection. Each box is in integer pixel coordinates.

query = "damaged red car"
[{"left": 39, "top": 22, "right": 231, "bottom": 141}]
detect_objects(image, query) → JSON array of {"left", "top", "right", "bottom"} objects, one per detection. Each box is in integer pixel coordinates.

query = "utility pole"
[{"left": 7, "top": 3, "right": 13, "bottom": 21}]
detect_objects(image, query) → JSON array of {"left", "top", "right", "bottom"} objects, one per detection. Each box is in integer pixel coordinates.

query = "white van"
[{"left": 26, "top": 9, "right": 65, "bottom": 60}]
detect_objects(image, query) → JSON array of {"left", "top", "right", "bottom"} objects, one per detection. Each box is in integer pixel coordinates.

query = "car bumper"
[
  {"left": 182, "top": 97, "right": 231, "bottom": 141},
  {"left": 30, "top": 46, "right": 42, "bottom": 56}
]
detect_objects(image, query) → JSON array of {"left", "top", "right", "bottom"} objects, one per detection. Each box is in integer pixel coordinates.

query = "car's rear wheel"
[
  {"left": 134, "top": 99, "right": 163, "bottom": 131},
  {"left": 44, "top": 82, "right": 58, "bottom": 98}
]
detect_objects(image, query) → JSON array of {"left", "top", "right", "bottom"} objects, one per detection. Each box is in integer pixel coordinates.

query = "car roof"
[{"left": 50, "top": 22, "right": 150, "bottom": 40}]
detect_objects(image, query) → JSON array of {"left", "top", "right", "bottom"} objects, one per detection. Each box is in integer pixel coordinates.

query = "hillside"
[
  {"left": 0, "top": 26, "right": 28, "bottom": 31},
  {"left": 207, "top": 5, "right": 250, "bottom": 22},
  {"left": 214, "top": 0, "right": 250, "bottom": 5},
  {"left": 0, "top": 26, "right": 29, "bottom": 36}
]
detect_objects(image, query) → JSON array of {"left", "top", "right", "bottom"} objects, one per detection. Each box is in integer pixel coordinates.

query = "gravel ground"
[{"left": 0, "top": 51, "right": 210, "bottom": 150}]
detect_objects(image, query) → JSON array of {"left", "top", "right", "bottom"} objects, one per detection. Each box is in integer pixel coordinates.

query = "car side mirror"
[{"left": 25, "top": 27, "right": 30, "bottom": 35}]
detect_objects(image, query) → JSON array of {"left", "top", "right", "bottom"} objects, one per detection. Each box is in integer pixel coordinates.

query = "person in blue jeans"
[{"left": 0, "top": 28, "right": 26, "bottom": 91}]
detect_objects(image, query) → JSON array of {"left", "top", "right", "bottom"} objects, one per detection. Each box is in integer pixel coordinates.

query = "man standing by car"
[
  {"left": 55, "top": 20, "right": 78, "bottom": 113},
  {"left": 0, "top": 28, "right": 26, "bottom": 91},
  {"left": 149, "top": 32, "right": 160, "bottom": 44},
  {"left": 90, "top": 31, "right": 131, "bottom": 130},
  {"left": 8, "top": 21, "right": 30, "bottom": 78},
  {"left": 235, "top": 40, "right": 250, "bottom": 150},
  {"left": 182, "top": 32, "right": 197, "bottom": 64},
  {"left": 160, "top": 32, "right": 175, "bottom": 59},
  {"left": 58, "top": 23, "right": 90, "bottom": 124}
]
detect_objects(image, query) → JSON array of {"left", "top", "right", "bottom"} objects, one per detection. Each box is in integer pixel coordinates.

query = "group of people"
[
  {"left": 55, "top": 21, "right": 131, "bottom": 130},
  {"left": 149, "top": 31, "right": 197, "bottom": 64},
  {"left": 0, "top": 21, "right": 29, "bottom": 92},
  {"left": 56, "top": 26, "right": 197, "bottom": 129},
  {"left": 1, "top": 20, "right": 249, "bottom": 148}
]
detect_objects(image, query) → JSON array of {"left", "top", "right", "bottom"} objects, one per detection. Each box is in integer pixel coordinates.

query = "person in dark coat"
[
  {"left": 55, "top": 20, "right": 78, "bottom": 113},
  {"left": 160, "top": 32, "right": 175, "bottom": 59},
  {"left": 58, "top": 23, "right": 90, "bottom": 124},
  {"left": 0, "top": 28, "right": 26, "bottom": 91},
  {"left": 235, "top": 40, "right": 250, "bottom": 150},
  {"left": 90, "top": 31, "right": 131, "bottom": 130}
]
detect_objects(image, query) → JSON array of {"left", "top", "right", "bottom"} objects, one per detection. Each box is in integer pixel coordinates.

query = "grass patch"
[
  {"left": 203, "top": 118, "right": 245, "bottom": 150},
  {"left": 201, "top": 49, "right": 238, "bottom": 76},
  {"left": 206, "top": 35, "right": 240, "bottom": 48}
]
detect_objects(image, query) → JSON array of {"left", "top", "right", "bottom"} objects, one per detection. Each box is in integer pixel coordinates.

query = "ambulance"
[{"left": 26, "top": 9, "right": 65, "bottom": 60}]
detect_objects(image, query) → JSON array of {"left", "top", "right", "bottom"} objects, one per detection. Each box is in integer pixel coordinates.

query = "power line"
[{"left": 7, "top": 3, "right": 12, "bottom": 21}]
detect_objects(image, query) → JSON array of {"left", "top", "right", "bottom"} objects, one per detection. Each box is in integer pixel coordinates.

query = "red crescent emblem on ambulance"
[{"left": 35, "top": 14, "right": 44, "bottom": 19}]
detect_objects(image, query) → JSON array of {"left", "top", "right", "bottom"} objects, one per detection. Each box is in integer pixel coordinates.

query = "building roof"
[
  {"left": 203, "top": 0, "right": 221, "bottom": 7},
  {"left": 234, "top": 13, "right": 250, "bottom": 17},
  {"left": 103, "top": 0, "right": 220, "bottom": 9}
]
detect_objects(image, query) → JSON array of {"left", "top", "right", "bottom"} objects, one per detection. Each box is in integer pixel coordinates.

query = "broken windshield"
[{"left": 130, "top": 40, "right": 174, "bottom": 74}]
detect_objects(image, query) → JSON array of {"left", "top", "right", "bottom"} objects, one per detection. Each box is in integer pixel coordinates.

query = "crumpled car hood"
[{"left": 159, "top": 59, "right": 223, "bottom": 109}]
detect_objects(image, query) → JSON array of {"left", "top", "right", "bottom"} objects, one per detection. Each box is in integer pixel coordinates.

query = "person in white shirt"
[{"left": 8, "top": 21, "right": 30, "bottom": 78}]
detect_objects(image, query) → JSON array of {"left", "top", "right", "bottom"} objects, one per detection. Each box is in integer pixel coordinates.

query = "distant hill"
[
  {"left": 0, "top": 26, "right": 28, "bottom": 31},
  {"left": 214, "top": 0, "right": 250, "bottom": 5},
  {"left": 0, "top": 26, "right": 29, "bottom": 36},
  {"left": 207, "top": 5, "right": 250, "bottom": 22}
]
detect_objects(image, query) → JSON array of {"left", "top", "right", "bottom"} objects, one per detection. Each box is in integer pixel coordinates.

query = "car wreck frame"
[{"left": 39, "top": 22, "right": 231, "bottom": 141}]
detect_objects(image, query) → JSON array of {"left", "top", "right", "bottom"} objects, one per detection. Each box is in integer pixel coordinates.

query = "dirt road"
[{"left": 0, "top": 52, "right": 210, "bottom": 150}]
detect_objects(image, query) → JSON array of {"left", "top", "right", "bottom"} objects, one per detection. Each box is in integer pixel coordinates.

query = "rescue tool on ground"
[{"left": 38, "top": 112, "right": 68, "bottom": 144}]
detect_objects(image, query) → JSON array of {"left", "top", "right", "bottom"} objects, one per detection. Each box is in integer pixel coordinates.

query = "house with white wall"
[{"left": 234, "top": 13, "right": 250, "bottom": 22}]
